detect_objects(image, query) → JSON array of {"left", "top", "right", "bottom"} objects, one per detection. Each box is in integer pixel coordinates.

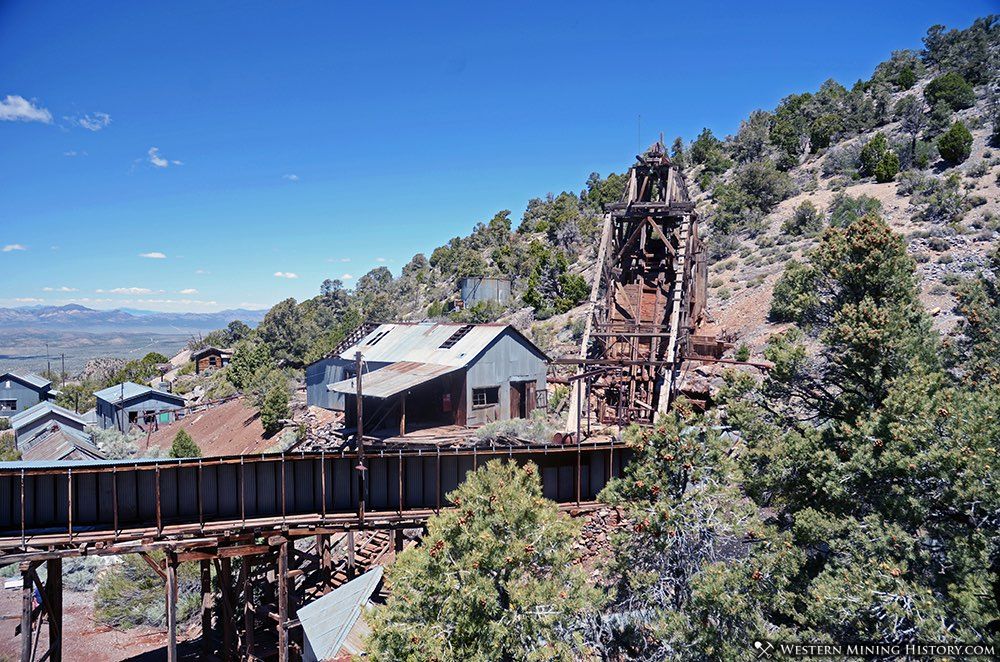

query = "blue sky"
[{"left": 0, "top": 1, "right": 992, "bottom": 313}]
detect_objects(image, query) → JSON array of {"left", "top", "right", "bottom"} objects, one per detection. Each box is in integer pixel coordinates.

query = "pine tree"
[
  {"left": 367, "top": 460, "right": 598, "bottom": 661},
  {"left": 169, "top": 429, "right": 201, "bottom": 458}
]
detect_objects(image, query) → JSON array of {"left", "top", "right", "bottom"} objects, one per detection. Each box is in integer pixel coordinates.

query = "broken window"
[
  {"left": 0, "top": 399, "right": 16, "bottom": 411},
  {"left": 472, "top": 387, "right": 499, "bottom": 407}
]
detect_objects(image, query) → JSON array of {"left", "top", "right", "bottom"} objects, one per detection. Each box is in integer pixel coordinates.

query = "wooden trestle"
[
  {"left": 0, "top": 440, "right": 624, "bottom": 661},
  {"left": 568, "top": 141, "right": 709, "bottom": 430}
]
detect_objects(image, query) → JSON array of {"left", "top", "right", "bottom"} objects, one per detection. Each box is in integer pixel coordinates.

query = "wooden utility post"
[
  {"left": 355, "top": 351, "right": 367, "bottom": 525},
  {"left": 277, "top": 540, "right": 290, "bottom": 662},
  {"left": 20, "top": 563, "right": 32, "bottom": 662},
  {"left": 165, "top": 553, "right": 179, "bottom": 662},
  {"left": 242, "top": 557, "right": 254, "bottom": 659},
  {"left": 46, "top": 559, "right": 63, "bottom": 662},
  {"left": 200, "top": 560, "right": 212, "bottom": 660}
]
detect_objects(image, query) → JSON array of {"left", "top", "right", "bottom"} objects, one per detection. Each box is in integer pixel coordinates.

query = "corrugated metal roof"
[
  {"left": 299, "top": 566, "right": 383, "bottom": 662},
  {"left": 338, "top": 322, "right": 516, "bottom": 367},
  {"left": 9, "top": 401, "right": 87, "bottom": 430},
  {"left": 0, "top": 372, "right": 51, "bottom": 390},
  {"left": 93, "top": 381, "right": 184, "bottom": 405},
  {"left": 328, "top": 361, "right": 459, "bottom": 399},
  {"left": 21, "top": 427, "right": 104, "bottom": 462}
]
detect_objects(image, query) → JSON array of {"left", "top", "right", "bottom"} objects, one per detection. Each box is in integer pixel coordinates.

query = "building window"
[
  {"left": 0, "top": 399, "right": 16, "bottom": 411},
  {"left": 209, "top": 356, "right": 218, "bottom": 366},
  {"left": 535, "top": 389, "right": 548, "bottom": 409},
  {"left": 472, "top": 387, "right": 499, "bottom": 407}
]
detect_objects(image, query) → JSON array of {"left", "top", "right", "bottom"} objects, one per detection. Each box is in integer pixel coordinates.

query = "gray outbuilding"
[
  {"left": 325, "top": 322, "right": 548, "bottom": 436},
  {"left": 94, "top": 382, "right": 185, "bottom": 433},
  {"left": 0, "top": 372, "right": 56, "bottom": 417}
]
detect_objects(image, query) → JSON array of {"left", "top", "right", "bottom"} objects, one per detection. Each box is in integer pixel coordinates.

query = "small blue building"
[
  {"left": 0, "top": 372, "right": 56, "bottom": 417},
  {"left": 94, "top": 382, "right": 185, "bottom": 433}
]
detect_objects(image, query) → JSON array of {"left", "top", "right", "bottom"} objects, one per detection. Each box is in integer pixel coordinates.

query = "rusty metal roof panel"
[
  {"left": 327, "top": 361, "right": 459, "bottom": 399},
  {"left": 337, "top": 322, "right": 511, "bottom": 367}
]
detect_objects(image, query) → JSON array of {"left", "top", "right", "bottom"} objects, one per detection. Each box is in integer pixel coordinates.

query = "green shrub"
[
  {"left": 259, "top": 372, "right": 290, "bottom": 435},
  {"left": 859, "top": 132, "right": 889, "bottom": 176},
  {"left": 96, "top": 553, "right": 200, "bottom": 628},
  {"left": 873, "top": 150, "right": 900, "bottom": 183},
  {"left": 735, "top": 343, "right": 751, "bottom": 362},
  {"left": 169, "top": 429, "right": 201, "bottom": 458},
  {"left": 828, "top": 192, "right": 882, "bottom": 228},
  {"left": 896, "top": 66, "right": 917, "bottom": 90},
  {"left": 782, "top": 200, "right": 823, "bottom": 236},
  {"left": 924, "top": 72, "right": 975, "bottom": 112},
  {"left": 809, "top": 114, "right": 841, "bottom": 152},
  {"left": 937, "top": 122, "right": 973, "bottom": 165}
]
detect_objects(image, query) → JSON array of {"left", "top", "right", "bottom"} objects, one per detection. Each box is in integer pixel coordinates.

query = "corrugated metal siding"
[
  {"left": 465, "top": 334, "right": 546, "bottom": 425},
  {"left": 459, "top": 277, "right": 512, "bottom": 305},
  {"left": 0, "top": 447, "right": 627, "bottom": 537},
  {"left": 305, "top": 357, "right": 352, "bottom": 411}
]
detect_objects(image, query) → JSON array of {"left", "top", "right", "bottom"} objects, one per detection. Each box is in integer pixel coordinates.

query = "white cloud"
[
  {"left": 282, "top": 174, "right": 299, "bottom": 181},
  {"left": 42, "top": 286, "right": 78, "bottom": 292},
  {"left": 195, "top": 269, "right": 209, "bottom": 275},
  {"left": 341, "top": 258, "right": 351, "bottom": 263},
  {"left": 63, "top": 150, "right": 87, "bottom": 157},
  {"left": 14, "top": 297, "right": 44, "bottom": 303},
  {"left": 340, "top": 273, "right": 354, "bottom": 280},
  {"left": 375, "top": 257, "right": 387, "bottom": 262},
  {"left": 76, "top": 112, "right": 111, "bottom": 131},
  {"left": 2, "top": 244, "right": 26, "bottom": 252},
  {"left": 147, "top": 147, "right": 182, "bottom": 168},
  {"left": 239, "top": 302, "right": 268, "bottom": 309},
  {"left": 274, "top": 271, "right": 299, "bottom": 279},
  {"left": 100, "top": 287, "right": 155, "bottom": 295},
  {"left": 0, "top": 95, "right": 52, "bottom": 123},
  {"left": 139, "top": 251, "right": 167, "bottom": 259},
  {"left": 178, "top": 288, "right": 198, "bottom": 295}
]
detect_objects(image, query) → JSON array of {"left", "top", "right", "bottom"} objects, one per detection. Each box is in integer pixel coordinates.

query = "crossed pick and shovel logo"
[{"left": 753, "top": 640, "right": 775, "bottom": 659}]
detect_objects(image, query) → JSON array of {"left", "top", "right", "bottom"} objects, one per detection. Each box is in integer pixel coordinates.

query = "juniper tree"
[
  {"left": 367, "top": 460, "right": 597, "bottom": 661},
  {"left": 168, "top": 428, "right": 201, "bottom": 458}
]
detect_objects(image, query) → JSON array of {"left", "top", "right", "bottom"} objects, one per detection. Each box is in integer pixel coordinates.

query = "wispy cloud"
[
  {"left": 2, "top": 244, "right": 26, "bottom": 252},
  {"left": 99, "top": 287, "right": 156, "bottom": 295},
  {"left": 195, "top": 269, "right": 209, "bottom": 275},
  {"left": 75, "top": 112, "right": 111, "bottom": 131},
  {"left": 375, "top": 257, "right": 387, "bottom": 262},
  {"left": 139, "top": 251, "right": 167, "bottom": 259},
  {"left": 14, "top": 297, "right": 44, "bottom": 303},
  {"left": 340, "top": 273, "right": 354, "bottom": 280},
  {"left": 178, "top": 288, "right": 198, "bottom": 295},
  {"left": 0, "top": 95, "right": 52, "bottom": 123},
  {"left": 42, "top": 286, "right": 78, "bottom": 292},
  {"left": 274, "top": 271, "right": 299, "bottom": 279},
  {"left": 63, "top": 150, "right": 87, "bottom": 158},
  {"left": 282, "top": 174, "right": 299, "bottom": 181},
  {"left": 147, "top": 147, "right": 182, "bottom": 168}
]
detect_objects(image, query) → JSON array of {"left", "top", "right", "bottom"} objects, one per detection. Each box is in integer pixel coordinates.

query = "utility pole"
[
  {"left": 355, "top": 351, "right": 366, "bottom": 526},
  {"left": 61, "top": 353, "right": 65, "bottom": 388},
  {"left": 46, "top": 342, "right": 51, "bottom": 378}
]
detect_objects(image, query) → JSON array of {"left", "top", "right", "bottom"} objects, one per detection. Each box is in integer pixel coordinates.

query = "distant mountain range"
[{"left": 0, "top": 304, "right": 268, "bottom": 333}]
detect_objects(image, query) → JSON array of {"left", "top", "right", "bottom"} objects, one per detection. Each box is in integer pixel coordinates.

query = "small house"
[
  {"left": 9, "top": 401, "right": 88, "bottom": 447},
  {"left": 0, "top": 372, "right": 57, "bottom": 417},
  {"left": 94, "top": 382, "right": 185, "bottom": 432},
  {"left": 9, "top": 401, "right": 104, "bottom": 461},
  {"left": 191, "top": 346, "right": 233, "bottom": 374},
  {"left": 326, "top": 322, "right": 548, "bottom": 437}
]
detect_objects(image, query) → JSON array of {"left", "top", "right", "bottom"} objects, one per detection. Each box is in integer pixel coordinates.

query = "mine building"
[
  {"left": 457, "top": 276, "right": 511, "bottom": 308},
  {"left": 322, "top": 322, "right": 548, "bottom": 438},
  {"left": 191, "top": 346, "right": 233, "bottom": 374},
  {"left": 94, "top": 381, "right": 185, "bottom": 432},
  {"left": 0, "top": 371, "right": 58, "bottom": 417}
]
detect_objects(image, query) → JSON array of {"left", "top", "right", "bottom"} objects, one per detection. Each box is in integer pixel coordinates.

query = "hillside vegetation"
[{"left": 357, "top": 16, "right": 1000, "bottom": 660}]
